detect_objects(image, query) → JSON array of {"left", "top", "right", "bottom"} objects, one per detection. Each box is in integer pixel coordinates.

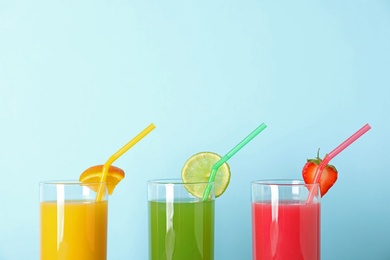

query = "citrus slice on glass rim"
[
  {"left": 79, "top": 165, "right": 125, "bottom": 195},
  {"left": 181, "top": 152, "right": 231, "bottom": 198}
]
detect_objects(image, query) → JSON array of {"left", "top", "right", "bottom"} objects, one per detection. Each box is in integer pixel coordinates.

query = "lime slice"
[{"left": 181, "top": 152, "right": 231, "bottom": 198}]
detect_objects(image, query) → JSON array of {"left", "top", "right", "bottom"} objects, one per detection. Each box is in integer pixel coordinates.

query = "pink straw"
[{"left": 307, "top": 123, "right": 371, "bottom": 203}]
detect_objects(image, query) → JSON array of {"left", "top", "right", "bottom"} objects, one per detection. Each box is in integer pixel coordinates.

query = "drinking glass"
[
  {"left": 148, "top": 179, "right": 215, "bottom": 260},
  {"left": 251, "top": 179, "right": 321, "bottom": 260},
  {"left": 40, "top": 181, "right": 108, "bottom": 260}
]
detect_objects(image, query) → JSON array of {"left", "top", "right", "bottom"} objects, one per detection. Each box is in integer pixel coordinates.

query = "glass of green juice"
[{"left": 148, "top": 179, "right": 215, "bottom": 260}]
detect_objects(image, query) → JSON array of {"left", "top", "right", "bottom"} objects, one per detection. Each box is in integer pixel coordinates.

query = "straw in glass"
[
  {"left": 306, "top": 123, "right": 371, "bottom": 203},
  {"left": 202, "top": 122, "right": 267, "bottom": 201},
  {"left": 95, "top": 123, "right": 156, "bottom": 201}
]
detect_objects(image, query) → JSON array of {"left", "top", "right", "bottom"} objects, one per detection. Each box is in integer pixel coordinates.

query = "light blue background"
[{"left": 1, "top": 0, "right": 389, "bottom": 259}]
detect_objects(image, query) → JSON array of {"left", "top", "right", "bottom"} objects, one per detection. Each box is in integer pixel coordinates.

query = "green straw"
[{"left": 202, "top": 122, "right": 267, "bottom": 201}]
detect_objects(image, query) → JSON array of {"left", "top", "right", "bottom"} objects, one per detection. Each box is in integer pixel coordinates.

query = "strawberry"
[{"left": 302, "top": 149, "right": 338, "bottom": 197}]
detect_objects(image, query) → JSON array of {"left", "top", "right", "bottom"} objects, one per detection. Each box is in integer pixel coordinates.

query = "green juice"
[{"left": 149, "top": 199, "right": 215, "bottom": 260}]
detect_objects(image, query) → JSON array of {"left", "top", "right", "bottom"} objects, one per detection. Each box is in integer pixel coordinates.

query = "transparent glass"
[
  {"left": 251, "top": 179, "right": 321, "bottom": 260},
  {"left": 40, "top": 181, "right": 108, "bottom": 260},
  {"left": 148, "top": 179, "right": 215, "bottom": 260}
]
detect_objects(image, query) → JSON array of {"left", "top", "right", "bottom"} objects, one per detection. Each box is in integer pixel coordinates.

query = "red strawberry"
[{"left": 302, "top": 149, "right": 338, "bottom": 197}]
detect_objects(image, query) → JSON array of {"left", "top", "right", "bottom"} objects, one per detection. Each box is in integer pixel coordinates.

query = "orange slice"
[{"left": 79, "top": 165, "right": 125, "bottom": 195}]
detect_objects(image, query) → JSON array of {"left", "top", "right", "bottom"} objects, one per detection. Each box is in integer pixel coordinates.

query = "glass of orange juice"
[{"left": 40, "top": 181, "right": 109, "bottom": 260}]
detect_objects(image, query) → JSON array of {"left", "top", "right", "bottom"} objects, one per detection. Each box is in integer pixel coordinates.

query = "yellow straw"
[{"left": 96, "top": 123, "right": 156, "bottom": 201}]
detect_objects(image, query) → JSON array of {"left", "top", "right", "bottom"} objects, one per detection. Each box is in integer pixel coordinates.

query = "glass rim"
[
  {"left": 39, "top": 180, "right": 108, "bottom": 185},
  {"left": 147, "top": 178, "right": 214, "bottom": 185},
  {"left": 251, "top": 179, "right": 319, "bottom": 187}
]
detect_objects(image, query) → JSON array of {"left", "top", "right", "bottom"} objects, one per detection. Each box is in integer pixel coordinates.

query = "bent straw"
[
  {"left": 96, "top": 123, "right": 156, "bottom": 201},
  {"left": 306, "top": 123, "right": 371, "bottom": 203},
  {"left": 202, "top": 122, "right": 267, "bottom": 201}
]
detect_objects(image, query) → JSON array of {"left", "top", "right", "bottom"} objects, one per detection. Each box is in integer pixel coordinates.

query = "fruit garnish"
[
  {"left": 181, "top": 152, "right": 231, "bottom": 198},
  {"left": 79, "top": 165, "right": 125, "bottom": 195},
  {"left": 302, "top": 149, "right": 338, "bottom": 197}
]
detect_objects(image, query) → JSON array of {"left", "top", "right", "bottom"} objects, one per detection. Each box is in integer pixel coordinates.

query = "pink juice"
[{"left": 252, "top": 201, "right": 320, "bottom": 260}]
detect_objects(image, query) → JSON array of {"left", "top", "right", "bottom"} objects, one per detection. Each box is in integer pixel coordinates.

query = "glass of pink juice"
[
  {"left": 40, "top": 181, "right": 109, "bottom": 260},
  {"left": 251, "top": 180, "right": 321, "bottom": 260}
]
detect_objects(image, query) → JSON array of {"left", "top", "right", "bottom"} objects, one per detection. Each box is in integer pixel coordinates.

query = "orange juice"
[{"left": 40, "top": 200, "right": 108, "bottom": 260}]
